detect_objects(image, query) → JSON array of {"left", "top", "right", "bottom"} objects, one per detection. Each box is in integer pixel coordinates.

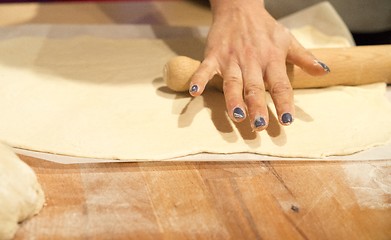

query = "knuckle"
[
  {"left": 270, "top": 81, "right": 292, "bottom": 96},
  {"left": 191, "top": 72, "right": 208, "bottom": 83},
  {"left": 244, "top": 83, "right": 265, "bottom": 98},
  {"left": 223, "top": 75, "right": 242, "bottom": 91},
  {"left": 268, "top": 52, "right": 285, "bottom": 63}
]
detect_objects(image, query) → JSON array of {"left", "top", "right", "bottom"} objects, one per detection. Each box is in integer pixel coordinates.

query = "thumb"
[{"left": 287, "top": 36, "right": 330, "bottom": 76}]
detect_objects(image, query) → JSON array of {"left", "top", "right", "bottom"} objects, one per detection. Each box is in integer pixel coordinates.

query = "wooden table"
[{"left": 1, "top": 1, "right": 390, "bottom": 239}]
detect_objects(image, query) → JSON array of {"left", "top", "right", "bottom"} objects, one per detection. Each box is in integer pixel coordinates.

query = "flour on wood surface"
[{"left": 343, "top": 163, "right": 391, "bottom": 209}]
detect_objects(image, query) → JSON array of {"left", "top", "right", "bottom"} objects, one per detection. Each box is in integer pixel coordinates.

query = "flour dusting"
[{"left": 343, "top": 163, "right": 391, "bottom": 209}]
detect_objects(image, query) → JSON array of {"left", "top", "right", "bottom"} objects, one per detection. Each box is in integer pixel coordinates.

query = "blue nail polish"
[
  {"left": 315, "top": 60, "right": 330, "bottom": 73},
  {"left": 254, "top": 117, "right": 266, "bottom": 128},
  {"left": 233, "top": 107, "right": 245, "bottom": 119},
  {"left": 190, "top": 84, "right": 198, "bottom": 93},
  {"left": 281, "top": 113, "right": 293, "bottom": 125}
]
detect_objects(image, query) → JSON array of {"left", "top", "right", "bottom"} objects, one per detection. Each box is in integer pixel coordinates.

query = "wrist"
[{"left": 209, "top": 0, "right": 265, "bottom": 18}]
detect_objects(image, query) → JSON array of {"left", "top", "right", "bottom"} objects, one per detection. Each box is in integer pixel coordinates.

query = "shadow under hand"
[
  {"left": 154, "top": 77, "right": 258, "bottom": 144},
  {"left": 295, "top": 105, "right": 314, "bottom": 122},
  {"left": 266, "top": 107, "right": 287, "bottom": 146},
  {"left": 264, "top": 103, "right": 314, "bottom": 147}
]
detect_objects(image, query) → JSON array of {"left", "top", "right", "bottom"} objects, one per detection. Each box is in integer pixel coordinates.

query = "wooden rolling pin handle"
[{"left": 164, "top": 45, "right": 391, "bottom": 92}]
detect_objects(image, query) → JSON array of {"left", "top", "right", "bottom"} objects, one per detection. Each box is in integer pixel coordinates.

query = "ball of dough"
[{"left": 0, "top": 143, "right": 45, "bottom": 240}]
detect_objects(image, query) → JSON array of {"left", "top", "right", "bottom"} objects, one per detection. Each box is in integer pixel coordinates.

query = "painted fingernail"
[
  {"left": 254, "top": 116, "right": 266, "bottom": 128},
  {"left": 233, "top": 107, "right": 245, "bottom": 120},
  {"left": 189, "top": 84, "right": 199, "bottom": 93},
  {"left": 315, "top": 60, "right": 330, "bottom": 73},
  {"left": 281, "top": 113, "right": 293, "bottom": 125}
]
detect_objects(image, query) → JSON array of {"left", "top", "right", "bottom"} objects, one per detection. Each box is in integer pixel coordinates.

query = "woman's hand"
[{"left": 189, "top": 0, "right": 330, "bottom": 131}]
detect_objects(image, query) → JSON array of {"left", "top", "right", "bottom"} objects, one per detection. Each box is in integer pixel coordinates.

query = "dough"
[
  {"left": 0, "top": 28, "right": 390, "bottom": 160},
  {"left": 0, "top": 143, "right": 45, "bottom": 240}
]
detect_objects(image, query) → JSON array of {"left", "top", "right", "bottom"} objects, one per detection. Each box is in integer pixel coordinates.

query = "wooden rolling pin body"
[{"left": 164, "top": 45, "right": 391, "bottom": 92}]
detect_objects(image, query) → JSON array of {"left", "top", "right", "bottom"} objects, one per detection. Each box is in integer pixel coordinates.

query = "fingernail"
[
  {"left": 315, "top": 60, "right": 330, "bottom": 73},
  {"left": 233, "top": 107, "right": 245, "bottom": 120},
  {"left": 189, "top": 84, "right": 199, "bottom": 93},
  {"left": 254, "top": 116, "right": 266, "bottom": 128},
  {"left": 281, "top": 113, "right": 293, "bottom": 125}
]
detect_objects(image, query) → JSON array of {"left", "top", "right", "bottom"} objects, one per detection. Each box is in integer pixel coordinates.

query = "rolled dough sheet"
[{"left": 0, "top": 30, "right": 391, "bottom": 161}]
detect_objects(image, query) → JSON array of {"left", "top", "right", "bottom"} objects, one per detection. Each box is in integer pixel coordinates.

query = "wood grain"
[{"left": 15, "top": 156, "right": 391, "bottom": 240}]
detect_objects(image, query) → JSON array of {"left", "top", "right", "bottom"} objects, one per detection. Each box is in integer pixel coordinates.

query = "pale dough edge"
[{"left": 0, "top": 142, "right": 45, "bottom": 240}]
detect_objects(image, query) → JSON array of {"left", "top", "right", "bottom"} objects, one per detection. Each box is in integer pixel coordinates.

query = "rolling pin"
[{"left": 164, "top": 45, "right": 391, "bottom": 92}]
